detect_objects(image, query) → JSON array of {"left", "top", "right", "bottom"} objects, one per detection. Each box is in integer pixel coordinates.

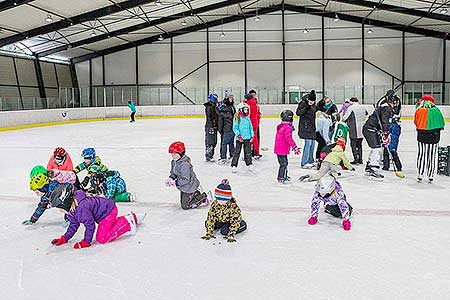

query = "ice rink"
[{"left": 1, "top": 117, "right": 449, "bottom": 300}]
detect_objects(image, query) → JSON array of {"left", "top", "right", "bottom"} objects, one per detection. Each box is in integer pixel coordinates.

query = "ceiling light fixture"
[
  {"left": 303, "top": 28, "right": 309, "bottom": 33},
  {"left": 45, "top": 14, "right": 53, "bottom": 23},
  {"left": 220, "top": 31, "right": 226, "bottom": 37},
  {"left": 254, "top": 15, "right": 261, "bottom": 22},
  {"left": 90, "top": 30, "right": 96, "bottom": 37},
  {"left": 155, "top": 0, "right": 163, "bottom": 6},
  {"left": 181, "top": 20, "right": 187, "bottom": 26},
  {"left": 367, "top": 28, "right": 373, "bottom": 34},
  {"left": 441, "top": 7, "right": 448, "bottom": 14},
  {"left": 158, "top": 35, "right": 164, "bottom": 41},
  {"left": 333, "top": 13, "right": 339, "bottom": 22}
]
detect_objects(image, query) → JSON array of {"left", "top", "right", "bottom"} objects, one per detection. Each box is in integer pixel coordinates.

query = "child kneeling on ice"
[
  {"left": 92, "top": 171, "right": 134, "bottom": 202},
  {"left": 299, "top": 137, "right": 354, "bottom": 182},
  {"left": 202, "top": 179, "right": 247, "bottom": 242},
  {"left": 165, "top": 141, "right": 208, "bottom": 210},
  {"left": 74, "top": 148, "right": 108, "bottom": 191},
  {"left": 51, "top": 190, "right": 146, "bottom": 249},
  {"left": 307, "top": 175, "right": 353, "bottom": 231}
]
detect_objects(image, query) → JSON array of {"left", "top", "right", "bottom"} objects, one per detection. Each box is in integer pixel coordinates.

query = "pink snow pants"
[{"left": 96, "top": 206, "right": 131, "bottom": 244}]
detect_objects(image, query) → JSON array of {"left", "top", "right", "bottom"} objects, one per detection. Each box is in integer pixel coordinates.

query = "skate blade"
[{"left": 365, "top": 174, "right": 384, "bottom": 181}]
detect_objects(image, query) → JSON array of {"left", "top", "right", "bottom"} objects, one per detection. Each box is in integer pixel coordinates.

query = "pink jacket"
[
  {"left": 47, "top": 154, "right": 73, "bottom": 171},
  {"left": 274, "top": 121, "right": 298, "bottom": 155},
  {"left": 49, "top": 169, "right": 77, "bottom": 185}
]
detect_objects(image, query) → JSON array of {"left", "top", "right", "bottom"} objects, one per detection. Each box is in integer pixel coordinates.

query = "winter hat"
[
  {"left": 249, "top": 89, "right": 257, "bottom": 95},
  {"left": 308, "top": 90, "right": 316, "bottom": 101},
  {"left": 421, "top": 95, "right": 435, "bottom": 103},
  {"left": 214, "top": 179, "right": 232, "bottom": 201}
]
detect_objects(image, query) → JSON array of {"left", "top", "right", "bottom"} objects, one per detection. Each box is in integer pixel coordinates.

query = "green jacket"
[
  {"left": 206, "top": 199, "right": 242, "bottom": 237},
  {"left": 324, "top": 146, "right": 353, "bottom": 169}
]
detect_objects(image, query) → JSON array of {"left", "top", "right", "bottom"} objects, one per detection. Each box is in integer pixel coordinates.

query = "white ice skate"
[
  {"left": 247, "top": 165, "right": 254, "bottom": 172},
  {"left": 125, "top": 212, "right": 147, "bottom": 235},
  {"left": 128, "top": 192, "right": 137, "bottom": 202},
  {"left": 217, "top": 159, "right": 228, "bottom": 165},
  {"left": 232, "top": 166, "right": 237, "bottom": 173}
]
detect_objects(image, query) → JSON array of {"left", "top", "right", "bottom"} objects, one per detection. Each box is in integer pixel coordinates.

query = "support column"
[
  {"left": 282, "top": 5, "right": 286, "bottom": 104},
  {"left": 89, "top": 59, "right": 93, "bottom": 106},
  {"left": 135, "top": 46, "right": 139, "bottom": 103},
  {"left": 170, "top": 37, "right": 174, "bottom": 105},
  {"left": 321, "top": 15, "right": 325, "bottom": 97},
  {"left": 361, "top": 23, "right": 365, "bottom": 104},
  {"left": 401, "top": 31, "right": 405, "bottom": 101},
  {"left": 244, "top": 18, "right": 248, "bottom": 93},
  {"left": 34, "top": 59, "right": 46, "bottom": 99},
  {"left": 443, "top": 37, "right": 446, "bottom": 105},
  {"left": 69, "top": 60, "right": 80, "bottom": 107},
  {"left": 206, "top": 27, "right": 210, "bottom": 95},
  {"left": 12, "top": 58, "right": 24, "bottom": 109}
]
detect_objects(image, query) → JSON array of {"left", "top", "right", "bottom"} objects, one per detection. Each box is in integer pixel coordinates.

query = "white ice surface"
[{"left": 0, "top": 118, "right": 449, "bottom": 300}]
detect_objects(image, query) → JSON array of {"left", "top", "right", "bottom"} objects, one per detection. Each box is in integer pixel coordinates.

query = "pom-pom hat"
[{"left": 214, "top": 179, "right": 232, "bottom": 201}]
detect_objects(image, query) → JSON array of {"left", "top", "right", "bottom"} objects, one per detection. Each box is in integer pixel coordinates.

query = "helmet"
[
  {"left": 315, "top": 175, "right": 336, "bottom": 197},
  {"left": 53, "top": 147, "right": 66, "bottom": 158},
  {"left": 30, "top": 174, "right": 49, "bottom": 191},
  {"left": 280, "top": 110, "right": 294, "bottom": 122},
  {"left": 237, "top": 103, "right": 250, "bottom": 116},
  {"left": 208, "top": 93, "right": 218, "bottom": 103},
  {"left": 30, "top": 165, "right": 47, "bottom": 179},
  {"left": 386, "top": 90, "right": 399, "bottom": 105},
  {"left": 82, "top": 148, "right": 96, "bottom": 159},
  {"left": 169, "top": 141, "right": 185, "bottom": 154}
]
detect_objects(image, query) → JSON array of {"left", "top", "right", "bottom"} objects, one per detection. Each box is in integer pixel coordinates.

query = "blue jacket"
[
  {"left": 102, "top": 171, "right": 127, "bottom": 199},
  {"left": 233, "top": 116, "right": 254, "bottom": 141},
  {"left": 128, "top": 101, "right": 136, "bottom": 113},
  {"left": 389, "top": 123, "right": 401, "bottom": 152}
]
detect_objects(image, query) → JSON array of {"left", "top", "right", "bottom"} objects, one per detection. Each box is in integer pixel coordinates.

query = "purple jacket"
[
  {"left": 64, "top": 190, "right": 115, "bottom": 243},
  {"left": 310, "top": 181, "right": 350, "bottom": 220},
  {"left": 274, "top": 121, "right": 298, "bottom": 155}
]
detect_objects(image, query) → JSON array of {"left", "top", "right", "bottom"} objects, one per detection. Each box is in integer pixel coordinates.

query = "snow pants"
[
  {"left": 96, "top": 206, "right": 131, "bottom": 244},
  {"left": 325, "top": 203, "right": 353, "bottom": 218},
  {"left": 308, "top": 161, "right": 340, "bottom": 182},
  {"left": 231, "top": 140, "right": 252, "bottom": 167},
  {"left": 113, "top": 192, "right": 131, "bottom": 202},
  {"left": 205, "top": 127, "right": 218, "bottom": 160},
  {"left": 180, "top": 190, "right": 207, "bottom": 210}
]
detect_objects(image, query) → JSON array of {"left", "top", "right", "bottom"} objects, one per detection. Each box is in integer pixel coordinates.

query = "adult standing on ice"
[
  {"left": 244, "top": 90, "right": 262, "bottom": 159},
  {"left": 204, "top": 94, "right": 219, "bottom": 162},
  {"left": 296, "top": 90, "right": 317, "bottom": 168},
  {"left": 128, "top": 100, "right": 136, "bottom": 123},
  {"left": 414, "top": 95, "right": 445, "bottom": 183},
  {"left": 343, "top": 97, "right": 368, "bottom": 165}
]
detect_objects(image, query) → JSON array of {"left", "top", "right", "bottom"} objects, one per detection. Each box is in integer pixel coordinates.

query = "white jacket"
[{"left": 343, "top": 103, "right": 368, "bottom": 139}]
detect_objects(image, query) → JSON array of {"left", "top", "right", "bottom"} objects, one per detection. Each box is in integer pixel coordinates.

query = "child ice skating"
[
  {"left": 166, "top": 141, "right": 209, "bottom": 209},
  {"left": 204, "top": 93, "right": 219, "bottom": 162},
  {"left": 47, "top": 169, "right": 77, "bottom": 185},
  {"left": 217, "top": 93, "right": 236, "bottom": 164},
  {"left": 93, "top": 171, "right": 134, "bottom": 202},
  {"left": 47, "top": 147, "right": 73, "bottom": 171},
  {"left": 231, "top": 103, "right": 254, "bottom": 173},
  {"left": 50, "top": 190, "right": 145, "bottom": 249},
  {"left": 30, "top": 165, "right": 47, "bottom": 179},
  {"left": 128, "top": 100, "right": 136, "bottom": 122},
  {"left": 202, "top": 179, "right": 247, "bottom": 242},
  {"left": 382, "top": 115, "right": 403, "bottom": 174},
  {"left": 274, "top": 110, "right": 301, "bottom": 184},
  {"left": 74, "top": 148, "right": 108, "bottom": 191},
  {"left": 307, "top": 175, "right": 353, "bottom": 231}
]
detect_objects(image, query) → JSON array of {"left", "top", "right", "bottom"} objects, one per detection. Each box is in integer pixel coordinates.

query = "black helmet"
[{"left": 280, "top": 110, "right": 294, "bottom": 122}]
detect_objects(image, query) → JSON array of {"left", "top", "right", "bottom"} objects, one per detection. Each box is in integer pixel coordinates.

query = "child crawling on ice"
[
  {"left": 201, "top": 179, "right": 247, "bottom": 243},
  {"left": 307, "top": 175, "right": 353, "bottom": 231}
]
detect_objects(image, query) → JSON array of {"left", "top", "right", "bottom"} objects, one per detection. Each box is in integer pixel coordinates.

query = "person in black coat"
[
  {"left": 218, "top": 94, "right": 236, "bottom": 163},
  {"left": 296, "top": 90, "right": 317, "bottom": 168},
  {"left": 204, "top": 93, "right": 219, "bottom": 162}
]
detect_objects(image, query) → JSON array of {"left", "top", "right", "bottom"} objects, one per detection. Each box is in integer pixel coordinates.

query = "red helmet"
[
  {"left": 169, "top": 141, "right": 185, "bottom": 154},
  {"left": 54, "top": 147, "right": 66, "bottom": 157}
]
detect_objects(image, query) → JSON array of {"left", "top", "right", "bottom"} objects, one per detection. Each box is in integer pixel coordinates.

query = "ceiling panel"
[{"left": 32, "top": 0, "right": 113, "bottom": 18}]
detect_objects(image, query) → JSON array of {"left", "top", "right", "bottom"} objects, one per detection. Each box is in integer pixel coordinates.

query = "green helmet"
[
  {"left": 30, "top": 165, "right": 47, "bottom": 179},
  {"left": 30, "top": 174, "right": 49, "bottom": 191}
]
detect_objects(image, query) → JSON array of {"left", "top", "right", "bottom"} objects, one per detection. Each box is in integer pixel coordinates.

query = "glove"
[
  {"left": 165, "top": 178, "right": 176, "bottom": 187},
  {"left": 293, "top": 146, "right": 301, "bottom": 155},
  {"left": 308, "top": 216, "right": 318, "bottom": 225},
  {"left": 22, "top": 219, "right": 33, "bottom": 225},
  {"left": 342, "top": 220, "right": 351, "bottom": 231},
  {"left": 74, "top": 240, "right": 91, "bottom": 249},
  {"left": 382, "top": 132, "right": 391, "bottom": 146},
  {"left": 227, "top": 236, "right": 237, "bottom": 243},
  {"left": 51, "top": 235, "right": 67, "bottom": 246},
  {"left": 237, "top": 135, "right": 244, "bottom": 143},
  {"left": 201, "top": 234, "right": 216, "bottom": 240},
  {"left": 351, "top": 168, "right": 356, "bottom": 172},
  {"left": 81, "top": 176, "right": 90, "bottom": 187}
]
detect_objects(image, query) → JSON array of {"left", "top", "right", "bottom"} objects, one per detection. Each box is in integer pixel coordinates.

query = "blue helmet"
[
  {"left": 81, "top": 148, "right": 96, "bottom": 159},
  {"left": 208, "top": 93, "right": 218, "bottom": 103}
]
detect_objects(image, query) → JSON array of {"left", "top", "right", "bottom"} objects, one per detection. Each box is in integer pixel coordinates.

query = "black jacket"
[
  {"left": 296, "top": 99, "right": 317, "bottom": 140},
  {"left": 218, "top": 104, "right": 235, "bottom": 134},
  {"left": 204, "top": 102, "right": 218, "bottom": 128},
  {"left": 365, "top": 105, "right": 393, "bottom": 132}
]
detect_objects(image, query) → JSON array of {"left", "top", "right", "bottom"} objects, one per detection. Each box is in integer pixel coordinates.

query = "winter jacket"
[
  {"left": 365, "top": 104, "right": 393, "bottom": 133},
  {"left": 388, "top": 123, "right": 401, "bottom": 152},
  {"left": 296, "top": 99, "right": 317, "bottom": 140},
  {"left": 343, "top": 103, "right": 368, "bottom": 139},
  {"left": 204, "top": 102, "right": 218, "bottom": 129},
  {"left": 102, "top": 171, "right": 127, "bottom": 199},
  {"left": 311, "top": 181, "right": 350, "bottom": 220},
  {"left": 316, "top": 100, "right": 338, "bottom": 118},
  {"left": 74, "top": 156, "right": 108, "bottom": 179},
  {"left": 169, "top": 155, "right": 200, "bottom": 194},
  {"left": 49, "top": 169, "right": 76, "bottom": 185},
  {"left": 315, "top": 117, "right": 332, "bottom": 144},
  {"left": 64, "top": 190, "right": 115, "bottom": 244},
  {"left": 323, "top": 145, "right": 353, "bottom": 170},
  {"left": 47, "top": 154, "right": 73, "bottom": 171},
  {"left": 128, "top": 101, "right": 136, "bottom": 113},
  {"left": 206, "top": 199, "right": 242, "bottom": 237},
  {"left": 414, "top": 100, "right": 445, "bottom": 144},
  {"left": 244, "top": 97, "right": 261, "bottom": 129},
  {"left": 331, "top": 122, "right": 349, "bottom": 143},
  {"left": 29, "top": 183, "right": 73, "bottom": 223},
  {"left": 218, "top": 103, "right": 235, "bottom": 134},
  {"left": 339, "top": 102, "right": 351, "bottom": 115},
  {"left": 274, "top": 121, "right": 298, "bottom": 155},
  {"left": 233, "top": 115, "right": 254, "bottom": 141}
]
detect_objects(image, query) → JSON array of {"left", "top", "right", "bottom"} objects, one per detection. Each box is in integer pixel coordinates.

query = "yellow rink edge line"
[{"left": 0, "top": 115, "right": 449, "bottom": 132}]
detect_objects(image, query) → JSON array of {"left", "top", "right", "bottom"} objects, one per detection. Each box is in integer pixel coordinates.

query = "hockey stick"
[{"left": 384, "top": 144, "right": 405, "bottom": 178}]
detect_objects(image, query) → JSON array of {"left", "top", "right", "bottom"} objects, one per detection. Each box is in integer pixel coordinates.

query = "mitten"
[
  {"left": 308, "top": 216, "right": 318, "bottom": 225},
  {"left": 22, "top": 219, "right": 33, "bottom": 225},
  {"left": 81, "top": 176, "right": 90, "bottom": 187},
  {"left": 342, "top": 220, "right": 351, "bottom": 231},
  {"left": 237, "top": 135, "right": 244, "bottom": 143},
  {"left": 293, "top": 146, "right": 301, "bottom": 155},
  {"left": 74, "top": 240, "right": 91, "bottom": 249},
  {"left": 382, "top": 132, "right": 391, "bottom": 146},
  {"left": 201, "top": 234, "right": 216, "bottom": 240},
  {"left": 51, "top": 235, "right": 67, "bottom": 246},
  {"left": 165, "top": 178, "right": 176, "bottom": 187}
]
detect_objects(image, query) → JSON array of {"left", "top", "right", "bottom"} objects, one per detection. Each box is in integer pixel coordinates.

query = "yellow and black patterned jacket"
[{"left": 206, "top": 199, "right": 242, "bottom": 237}]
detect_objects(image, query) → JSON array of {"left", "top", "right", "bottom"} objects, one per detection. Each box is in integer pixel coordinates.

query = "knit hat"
[
  {"left": 214, "top": 179, "right": 232, "bottom": 201},
  {"left": 308, "top": 90, "right": 316, "bottom": 101},
  {"left": 421, "top": 95, "right": 435, "bottom": 103}
]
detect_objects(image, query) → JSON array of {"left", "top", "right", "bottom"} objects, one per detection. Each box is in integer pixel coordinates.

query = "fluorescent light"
[
  {"left": 45, "top": 14, "right": 53, "bottom": 23},
  {"left": 181, "top": 20, "right": 187, "bottom": 26},
  {"left": 220, "top": 31, "right": 226, "bottom": 37},
  {"left": 254, "top": 15, "right": 261, "bottom": 22}
]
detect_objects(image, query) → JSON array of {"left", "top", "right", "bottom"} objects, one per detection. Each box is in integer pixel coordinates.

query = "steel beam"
[{"left": 0, "top": 0, "right": 33, "bottom": 13}]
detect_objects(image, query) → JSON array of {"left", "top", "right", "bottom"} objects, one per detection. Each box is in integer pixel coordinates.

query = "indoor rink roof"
[{"left": 0, "top": 0, "right": 449, "bottom": 63}]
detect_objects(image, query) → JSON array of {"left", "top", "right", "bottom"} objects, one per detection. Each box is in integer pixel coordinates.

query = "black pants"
[
  {"left": 325, "top": 203, "right": 353, "bottom": 218},
  {"left": 220, "top": 132, "right": 235, "bottom": 160},
  {"left": 231, "top": 140, "right": 252, "bottom": 167},
  {"left": 350, "top": 138, "right": 363, "bottom": 163},
  {"left": 383, "top": 148, "right": 402, "bottom": 171},
  {"left": 205, "top": 220, "right": 247, "bottom": 236},
  {"left": 205, "top": 127, "right": 217, "bottom": 160},
  {"left": 180, "top": 190, "right": 207, "bottom": 210},
  {"left": 252, "top": 126, "right": 261, "bottom": 157},
  {"left": 315, "top": 132, "right": 327, "bottom": 159},
  {"left": 130, "top": 111, "right": 136, "bottom": 122},
  {"left": 277, "top": 155, "right": 288, "bottom": 180},
  {"left": 417, "top": 142, "right": 438, "bottom": 179},
  {"left": 363, "top": 126, "right": 381, "bottom": 148}
]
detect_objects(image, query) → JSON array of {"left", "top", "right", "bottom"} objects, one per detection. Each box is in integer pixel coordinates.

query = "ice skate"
[
  {"left": 217, "top": 158, "right": 228, "bottom": 165},
  {"left": 428, "top": 177, "right": 434, "bottom": 184},
  {"left": 128, "top": 192, "right": 136, "bottom": 202},
  {"left": 278, "top": 179, "right": 291, "bottom": 186},
  {"left": 302, "top": 163, "right": 314, "bottom": 169},
  {"left": 190, "top": 191, "right": 209, "bottom": 208},
  {"left": 206, "top": 158, "right": 215, "bottom": 163},
  {"left": 232, "top": 166, "right": 237, "bottom": 173},
  {"left": 125, "top": 212, "right": 147, "bottom": 235},
  {"left": 298, "top": 175, "right": 311, "bottom": 182},
  {"left": 247, "top": 165, "right": 254, "bottom": 172},
  {"left": 417, "top": 175, "right": 423, "bottom": 183}
]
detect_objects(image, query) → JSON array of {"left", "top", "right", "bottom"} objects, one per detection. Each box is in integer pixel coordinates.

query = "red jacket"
[
  {"left": 47, "top": 154, "right": 74, "bottom": 171},
  {"left": 244, "top": 97, "right": 261, "bottom": 128}
]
